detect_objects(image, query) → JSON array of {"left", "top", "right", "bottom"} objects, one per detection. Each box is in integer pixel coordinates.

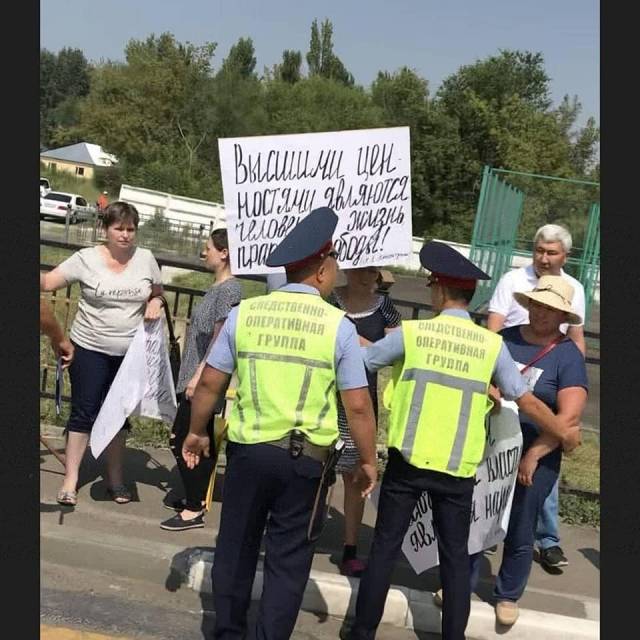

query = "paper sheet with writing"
[
  {"left": 218, "top": 127, "right": 412, "bottom": 274},
  {"left": 371, "top": 401, "right": 523, "bottom": 574},
  {"left": 90, "top": 319, "right": 177, "bottom": 459}
]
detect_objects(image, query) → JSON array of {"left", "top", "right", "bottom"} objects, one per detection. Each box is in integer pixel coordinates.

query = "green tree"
[
  {"left": 40, "top": 47, "right": 91, "bottom": 148},
  {"left": 438, "top": 49, "right": 552, "bottom": 112},
  {"left": 220, "top": 37, "right": 257, "bottom": 79},
  {"left": 74, "top": 33, "right": 217, "bottom": 198},
  {"left": 306, "top": 19, "right": 354, "bottom": 86},
  {"left": 278, "top": 50, "right": 302, "bottom": 84},
  {"left": 264, "top": 76, "right": 383, "bottom": 134}
]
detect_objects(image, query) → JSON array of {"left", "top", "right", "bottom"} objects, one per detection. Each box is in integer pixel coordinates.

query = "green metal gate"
[
  {"left": 469, "top": 166, "right": 600, "bottom": 320},
  {"left": 578, "top": 202, "right": 600, "bottom": 320},
  {"left": 469, "top": 166, "right": 525, "bottom": 310}
]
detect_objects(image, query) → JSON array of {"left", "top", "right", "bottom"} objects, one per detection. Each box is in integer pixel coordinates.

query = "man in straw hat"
[
  {"left": 182, "top": 207, "right": 378, "bottom": 638},
  {"left": 487, "top": 223, "right": 586, "bottom": 570},
  {"left": 341, "top": 241, "right": 581, "bottom": 640}
]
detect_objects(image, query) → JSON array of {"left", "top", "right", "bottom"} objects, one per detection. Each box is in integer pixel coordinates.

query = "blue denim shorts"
[{"left": 66, "top": 342, "right": 131, "bottom": 434}]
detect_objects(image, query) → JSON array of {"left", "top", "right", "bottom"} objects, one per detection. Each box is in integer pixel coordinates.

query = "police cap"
[
  {"left": 419, "top": 240, "right": 490, "bottom": 289},
  {"left": 265, "top": 207, "right": 338, "bottom": 268}
]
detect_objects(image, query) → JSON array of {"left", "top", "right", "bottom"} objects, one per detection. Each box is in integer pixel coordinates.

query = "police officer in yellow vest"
[
  {"left": 341, "top": 241, "right": 581, "bottom": 640},
  {"left": 183, "top": 207, "right": 378, "bottom": 640}
]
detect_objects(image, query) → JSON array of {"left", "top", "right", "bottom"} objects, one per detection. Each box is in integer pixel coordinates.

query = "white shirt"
[
  {"left": 488, "top": 264, "right": 585, "bottom": 333},
  {"left": 58, "top": 246, "right": 162, "bottom": 355}
]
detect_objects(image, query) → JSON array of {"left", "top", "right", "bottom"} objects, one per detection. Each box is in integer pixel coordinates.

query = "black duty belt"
[{"left": 265, "top": 431, "right": 331, "bottom": 463}]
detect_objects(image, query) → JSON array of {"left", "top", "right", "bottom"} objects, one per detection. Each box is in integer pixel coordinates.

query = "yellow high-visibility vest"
[
  {"left": 228, "top": 290, "right": 344, "bottom": 446},
  {"left": 384, "top": 314, "right": 502, "bottom": 477}
]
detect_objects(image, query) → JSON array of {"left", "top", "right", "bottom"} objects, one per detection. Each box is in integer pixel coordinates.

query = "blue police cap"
[
  {"left": 419, "top": 241, "right": 490, "bottom": 285},
  {"left": 265, "top": 207, "right": 338, "bottom": 268}
]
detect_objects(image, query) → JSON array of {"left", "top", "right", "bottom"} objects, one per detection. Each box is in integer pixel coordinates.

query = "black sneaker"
[
  {"left": 339, "top": 622, "right": 356, "bottom": 640},
  {"left": 539, "top": 546, "right": 568, "bottom": 568},
  {"left": 160, "top": 512, "right": 205, "bottom": 531},
  {"left": 163, "top": 497, "right": 186, "bottom": 512}
]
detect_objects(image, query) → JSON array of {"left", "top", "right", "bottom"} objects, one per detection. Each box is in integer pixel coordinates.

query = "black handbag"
[{"left": 159, "top": 296, "right": 181, "bottom": 387}]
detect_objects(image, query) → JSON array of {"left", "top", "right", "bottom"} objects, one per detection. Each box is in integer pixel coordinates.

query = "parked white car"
[
  {"left": 40, "top": 191, "right": 96, "bottom": 223},
  {"left": 40, "top": 178, "right": 51, "bottom": 197}
]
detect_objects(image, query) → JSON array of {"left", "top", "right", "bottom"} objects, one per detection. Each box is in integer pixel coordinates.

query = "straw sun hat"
[{"left": 513, "top": 275, "right": 582, "bottom": 325}]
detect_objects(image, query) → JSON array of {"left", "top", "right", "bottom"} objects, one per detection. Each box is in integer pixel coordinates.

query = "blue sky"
[{"left": 40, "top": 0, "right": 598, "bottom": 127}]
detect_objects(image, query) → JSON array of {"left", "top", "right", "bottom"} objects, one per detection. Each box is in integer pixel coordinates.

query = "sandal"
[
  {"left": 107, "top": 485, "right": 132, "bottom": 504},
  {"left": 57, "top": 489, "right": 77, "bottom": 506}
]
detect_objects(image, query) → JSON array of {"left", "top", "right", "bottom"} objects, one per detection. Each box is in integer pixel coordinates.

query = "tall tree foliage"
[
  {"left": 306, "top": 19, "right": 354, "bottom": 86},
  {"left": 44, "top": 27, "right": 598, "bottom": 244},
  {"left": 40, "top": 47, "right": 91, "bottom": 148}
]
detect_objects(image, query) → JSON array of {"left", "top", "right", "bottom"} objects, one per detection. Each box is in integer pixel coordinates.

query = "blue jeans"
[
  {"left": 535, "top": 478, "right": 560, "bottom": 550},
  {"left": 469, "top": 462, "right": 558, "bottom": 602},
  {"left": 67, "top": 342, "right": 130, "bottom": 434}
]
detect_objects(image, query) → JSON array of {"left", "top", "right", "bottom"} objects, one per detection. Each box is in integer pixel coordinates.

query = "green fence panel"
[{"left": 469, "top": 166, "right": 600, "bottom": 320}]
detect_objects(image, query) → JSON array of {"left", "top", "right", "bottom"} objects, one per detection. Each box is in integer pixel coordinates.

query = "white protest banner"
[
  {"left": 371, "top": 401, "right": 523, "bottom": 575},
  {"left": 218, "top": 127, "right": 412, "bottom": 275},
  {"left": 90, "top": 319, "right": 177, "bottom": 459}
]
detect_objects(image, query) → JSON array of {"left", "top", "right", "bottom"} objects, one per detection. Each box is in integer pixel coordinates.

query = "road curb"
[{"left": 188, "top": 552, "right": 599, "bottom": 639}]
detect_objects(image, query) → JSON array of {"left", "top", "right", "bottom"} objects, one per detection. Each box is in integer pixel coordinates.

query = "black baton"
[{"left": 307, "top": 439, "right": 345, "bottom": 542}]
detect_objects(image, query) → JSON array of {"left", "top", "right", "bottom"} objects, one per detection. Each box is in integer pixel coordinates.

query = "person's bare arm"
[
  {"left": 515, "top": 391, "right": 581, "bottom": 451},
  {"left": 340, "top": 386, "right": 378, "bottom": 496},
  {"left": 185, "top": 320, "right": 226, "bottom": 399},
  {"left": 40, "top": 299, "right": 74, "bottom": 366},
  {"left": 144, "top": 284, "right": 165, "bottom": 320},
  {"left": 40, "top": 268, "right": 68, "bottom": 292},
  {"left": 517, "top": 386, "right": 587, "bottom": 485},
  {"left": 567, "top": 325, "right": 586, "bottom": 357},
  {"left": 487, "top": 312, "right": 506, "bottom": 333},
  {"left": 182, "top": 365, "right": 231, "bottom": 469}
]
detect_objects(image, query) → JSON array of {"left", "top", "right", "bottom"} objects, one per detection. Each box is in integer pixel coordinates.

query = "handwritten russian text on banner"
[
  {"left": 372, "top": 402, "right": 523, "bottom": 575},
  {"left": 219, "top": 127, "right": 412, "bottom": 274},
  {"left": 90, "top": 320, "right": 177, "bottom": 459}
]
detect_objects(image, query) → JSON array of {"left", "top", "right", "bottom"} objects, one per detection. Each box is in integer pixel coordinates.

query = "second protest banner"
[
  {"left": 372, "top": 401, "right": 523, "bottom": 575},
  {"left": 218, "top": 127, "right": 412, "bottom": 275}
]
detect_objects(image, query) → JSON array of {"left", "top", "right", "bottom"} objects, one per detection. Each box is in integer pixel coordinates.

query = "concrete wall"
[{"left": 119, "top": 184, "right": 226, "bottom": 229}]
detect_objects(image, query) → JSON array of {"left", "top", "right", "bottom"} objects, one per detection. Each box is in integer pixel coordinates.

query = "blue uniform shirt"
[
  {"left": 207, "top": 283, "right": 368, "bottom": 391},
  {"left": 361, "top": 308, "right": 528, "bottom": 401}
]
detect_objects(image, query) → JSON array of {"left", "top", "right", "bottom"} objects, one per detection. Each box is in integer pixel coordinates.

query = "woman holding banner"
[
  {"left": 160, "top": 228, "right": 241, "bottom": 531},
  {"left": 40, "top": 202, "right": 164, "bottom": 506},
  {"left": 329, "top": 267, "right": 401, "bottom": 575},
  {"left": 448, "top": 276, "right": 588, "bottom": 626}
]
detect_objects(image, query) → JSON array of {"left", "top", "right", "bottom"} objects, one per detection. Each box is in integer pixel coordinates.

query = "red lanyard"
[{"left": 520, "top": 335, "right": 564, "bottom": 374}]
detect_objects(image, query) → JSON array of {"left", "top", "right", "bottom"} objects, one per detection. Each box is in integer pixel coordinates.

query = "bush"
[
  {"left": 93, "top": 165, "right": 123, "bottom": 198},
  {"left": 559, "top": 493, "right": 600, "bottom": 527}
]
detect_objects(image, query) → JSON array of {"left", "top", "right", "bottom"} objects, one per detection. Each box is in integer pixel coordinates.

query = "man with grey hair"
[
  {"left": 486, "top": 222, "right": 586, "bottom": 571},
  {"left": 488, "top": 223, "right": 586, "bottom": 354}
]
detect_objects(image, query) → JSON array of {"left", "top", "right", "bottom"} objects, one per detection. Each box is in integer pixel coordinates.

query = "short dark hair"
[
  {"left": 210, "top": 228, "right": 229, "bottom": 251},
  {"left": 441, "top": 284, "right": 476, "bottom": 304},
  {"left": 102, "top": 201, "right": 140, "bottom": 229}
]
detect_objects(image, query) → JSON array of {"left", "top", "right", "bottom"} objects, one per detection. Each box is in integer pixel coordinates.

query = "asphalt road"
[{"left": 41, "top": 561, "right": 442, "bottom": 640}]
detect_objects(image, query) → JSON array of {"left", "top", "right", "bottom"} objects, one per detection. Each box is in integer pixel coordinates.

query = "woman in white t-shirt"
[{"left": 41, "top": 202, "right": 164, "bottom": 506}]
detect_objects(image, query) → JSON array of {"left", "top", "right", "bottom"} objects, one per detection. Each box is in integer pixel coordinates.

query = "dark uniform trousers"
[
  {"left": 350, "top": 448, "right": 475, "bottom": 640},
  {"left": 212, "top": 440, "right": 328, "bottom": 640}
]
